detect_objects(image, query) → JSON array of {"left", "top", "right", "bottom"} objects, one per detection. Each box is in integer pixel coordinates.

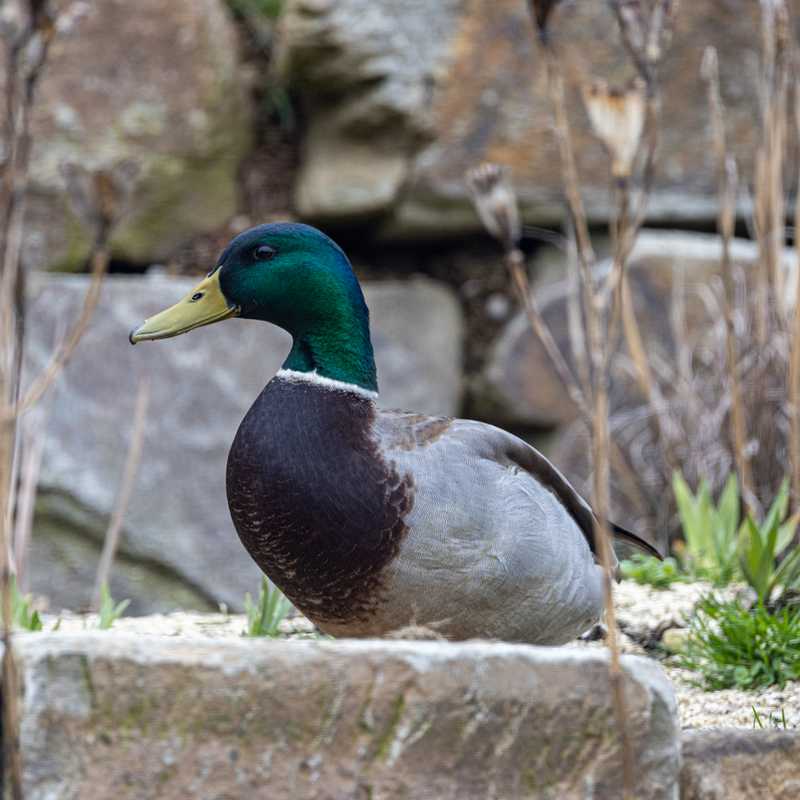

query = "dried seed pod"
[
  {"left": 465, "top": 163, "right": 521, "bottom": 251},
  {"left": 582, "top": 79, "right": 646, "bottom": 180}
]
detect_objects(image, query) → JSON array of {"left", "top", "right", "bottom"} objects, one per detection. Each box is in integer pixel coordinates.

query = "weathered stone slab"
[
  {"left": 25, "top": 274, "right": 463, "bottom": 613},
  {"left": 478, "top": 230, "right": 798, "bottom": 428},
  {"left": 279, "top": 0, "right": 798, "bottom": 237},
  {"left": 13, "top": 0, "right": 250, "bottom": 270},
  {"left": 18, "top": 633, "right": 680, "bottom": 800},
  {"left": 681, "top": 729, "right": 800, "bottom": 800}
]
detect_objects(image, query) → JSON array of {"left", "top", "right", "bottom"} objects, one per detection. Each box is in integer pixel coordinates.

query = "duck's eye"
[{"left": 253, "top": 244, "right": 277, "bottom": 262}]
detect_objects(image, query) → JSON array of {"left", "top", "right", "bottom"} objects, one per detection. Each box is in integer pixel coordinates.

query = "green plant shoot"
[
  {"left": 620, "top": 554, "right": 684, "bottom": 589},
  {"left": 679, "top": 595, "right": 800, "bottom": 690},
  {"left": 752, "top": 705, "right": 789, "bottom": 730},
  {"left": 737, "top": 479, "right": 800, "bottom": 605},
  {"left": 6, "top": 578, "right": 43, "bottom": 632},
  {"left": 98, "top": 583, "right": 130, "bottom": 630},
  {"left": 672, "top": 472, "right": 740, "bottom": 584},
  {"left": 244, "top": 577, "right": 291, "bottom": 637}
]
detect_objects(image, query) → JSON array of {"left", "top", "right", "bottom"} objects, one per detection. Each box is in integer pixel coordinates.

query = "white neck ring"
[{"left": 276, "top": 368, "right": 379, "bottom": 400}]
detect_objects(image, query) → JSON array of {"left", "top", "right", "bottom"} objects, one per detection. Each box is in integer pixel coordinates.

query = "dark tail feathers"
[{"left": 611, "top": 522, "right": 663, "bottom": 560}]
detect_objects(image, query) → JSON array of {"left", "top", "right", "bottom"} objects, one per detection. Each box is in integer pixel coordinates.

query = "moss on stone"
[
  {"left": 374, "top": 692, "right": 407, "bottom": 762},
  {"left": 47, "top": 205, "right": 93, "bottom": 272}
]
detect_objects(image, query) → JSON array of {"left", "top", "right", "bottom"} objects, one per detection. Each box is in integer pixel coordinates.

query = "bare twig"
[
  {"left": 702, "top": 46, "right": 757, "bottom": 512},
  {"left": 791, "top": 81, "right": 800, "bottom": 509},
  {"left": 5, "top": 243, "right": 108, "bottom": 421},
  {"left": 752, "top": 0, "right": 790, "bottom": 343},
  {"left": 564, "top": 238, "right": 592, "bottom": 400},
  {"left": 543, "top": 49, "right": 597, "bottom": 304},
  {"left": 466, "top": 163, "right": 649, "bottom": 519},
  {"left": 0, "top": 4, "right": 61, "bottom": 797},
  {"left": 92, "top": 379, "right": 150, "bottom": 609},
  {"left": 534, "top": 10, "right": 628, "bottom": 796},
  {"left": 10, "top": 407, "right": 47, "bottom": 589},
  {"left": 609, "top": 0, "right": 678, "bottom": 92}
]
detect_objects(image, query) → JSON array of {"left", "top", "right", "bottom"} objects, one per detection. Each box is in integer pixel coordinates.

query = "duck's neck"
[{"left": 281, "top": 300, "right": 378, "bottom": 394}]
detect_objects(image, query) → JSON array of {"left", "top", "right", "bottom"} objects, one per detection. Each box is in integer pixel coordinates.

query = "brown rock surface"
[
  {"left": 11, "top": 0, "right": 250, "bottom": 270},
  {"left": 280, "top": 0, "right": 795, "bottom": 236},
  {"left": 19, "top": 633, "right": 679, "bottom": 800},
  {"left": 680, "top": 729, "right": 800, "bottom": 800}
]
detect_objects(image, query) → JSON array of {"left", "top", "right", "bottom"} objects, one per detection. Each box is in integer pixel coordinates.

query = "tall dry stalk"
[
  {"left": 753, "top": 0, "right": 790, "bottom": 344},
  {"left": 92, "top": 379, "right": 150, "bottom": 609},
  {"left": 791, "top": 83, "right": 800, "bottom": 509},
  {"left": 0, "top": 7, "right": 137, "bottom": 791},
  {"left": 530, "top": 3, "right": 675, "bottom": 796},
  {"left": 10, "top": 407, "right": 47, "bottom": 589},
  {"left": 0, "top": 4, "right": 60, "bottom": 796},
  {"left": 701, "top": 46, "right": 757, "bottom": 512}
]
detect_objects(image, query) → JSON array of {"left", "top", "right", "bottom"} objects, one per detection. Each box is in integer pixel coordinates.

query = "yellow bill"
[{"left": 129, "top": 270, "right": 239, "bottom": 344}]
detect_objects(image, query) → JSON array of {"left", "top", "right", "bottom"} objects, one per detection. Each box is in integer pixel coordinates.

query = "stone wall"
[{"left": 278, "top": 0, "right": 798, "bottom": 238}]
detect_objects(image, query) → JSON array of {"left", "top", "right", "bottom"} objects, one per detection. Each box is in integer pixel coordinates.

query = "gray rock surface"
[
  {"left": 18, "top": 633, "right": 680, "bottom": 800},
  {"left": 479, "top": 230, "right": 798, "bottom": 428},
  {"left": 278, "top": 0, "right": 463, "bottom": 222},
  {"left": 25, "top": 273, "right": 462, "bottom": 613},
  {"left": 279, "top": 0, "right": 791, "bottom": 237},
  {"left": 680, "top": 729, "right": 800, "bottom": 799},
  {"left": 15, "top": 0, "right": 250, "bottom": 270}
]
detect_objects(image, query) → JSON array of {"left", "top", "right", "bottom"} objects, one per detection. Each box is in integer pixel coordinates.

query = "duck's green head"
[{"left": 130, "top": 223, "right": 377, "bottom": 392}]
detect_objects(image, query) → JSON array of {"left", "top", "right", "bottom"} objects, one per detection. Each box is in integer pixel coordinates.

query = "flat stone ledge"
[
  {"left": 680, "top": 729, "right": 800, "bottom": 800},
  {"left": 17, "top": 633, "right": 679, "bottom": 800}
]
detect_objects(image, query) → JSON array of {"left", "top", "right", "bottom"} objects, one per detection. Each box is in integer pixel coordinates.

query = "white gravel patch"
[
  {"left": 578, "top": 580, "right": 798, "bottom": 730},
  {"left": 40, "top": 610, "right": 318, "bottom": 639},
  {"left": 36, "top": 580, "right": 799, "bottom": 730},
  {"left": 669, "top": 666, "right": 800, "bottom": 730}
]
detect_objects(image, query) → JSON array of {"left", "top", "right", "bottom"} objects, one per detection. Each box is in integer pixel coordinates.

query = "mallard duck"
[{"left": 130, "top": 223, "right": 660, "bottom": 644}]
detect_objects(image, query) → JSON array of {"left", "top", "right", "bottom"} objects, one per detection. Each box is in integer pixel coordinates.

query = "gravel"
[
  {"left": 36, "top": 579, "right": 798, "bottom": 731},
  {"left": 579, "top": 580, "right": 798, "bottom": 730}
]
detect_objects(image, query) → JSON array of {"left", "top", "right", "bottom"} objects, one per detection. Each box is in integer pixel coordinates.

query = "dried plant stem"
[
  {"left": 506, "top": 249, "right": 586, "bottom": 413},
  {"left": 589, "top": 265, "right": 635, "bottom": 799},
  {"left": 591, "top": 383, "right": 634, "bottom": 799},
  {"left": 703, "top": 47, "right": 756, "bottom": 510},
  {"left": 505, "top": 249, "right": 648, "bottom": 516},
  {"left": 609, "top": 181, "right": 679, "bottom": 480},
  {"left": 0, "top": 6, "right": 59, "bottom": 798},
  {"left": 753, "top": 1, "right": 789, "bottom": 343},
  {"left": 720, "top": 160, "right": 757, "bottom": 511},
  {"left": 542, "top": 46, "right": 596, "bottom": 400},
  {"left": 540, "top": 31, "right": 633, "bottom": 799},
  {"left": 543, "top": 50, "right": 595, "bottom": 270},
  {"left": 606, "top": 184, "right": 653, "bottom": 395},
  {"left": 0, "top": 416, "right": 22, "bottom": 800},
  {"left": 4, "top": 244, "right": 108, "bottom": 423},
  {"left": 593, "top": 204, "right": 637, "bottom": 796},
  {"left": 565, "top": 241, "right": 592, "bottom": 402},
  {"left": 542, "top": 38, "right": 651, "bottom": 511},
  {"left": 11, "top": 409, "right": 47, "bottom": 589},
  {"left": 790, "top": 85, "right": 800, "bottom": 508},
  {"left": 792, "top": 274, "right": 800, "bottom": 507},
  {"left": 92, "top": 379, "right": 150, "bottom": 609}
]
